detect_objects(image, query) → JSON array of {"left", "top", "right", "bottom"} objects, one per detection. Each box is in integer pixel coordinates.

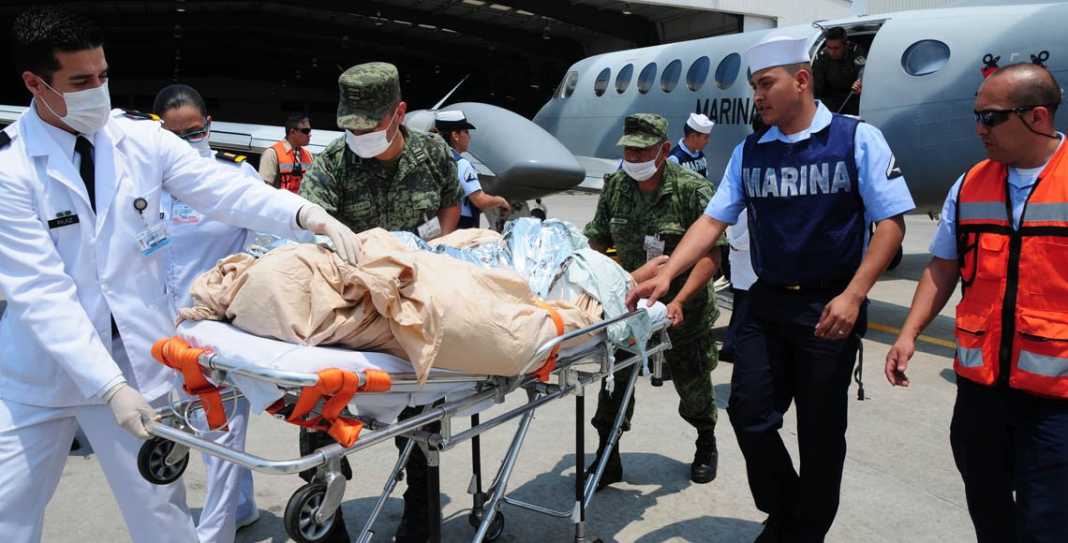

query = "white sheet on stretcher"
[{"left": 177, "top": 301, "right": 667, "bottom": 425}]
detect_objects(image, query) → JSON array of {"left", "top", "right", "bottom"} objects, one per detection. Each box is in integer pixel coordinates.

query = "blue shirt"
[
  {"left": 452, "top": 149, "right": 483, "bottom": 218},
  {"left": 929, "top": 135, "right": 1064, "bottom": 260},
  {"left": 705, "top": 101, "right": 915, "bottom": 226}
]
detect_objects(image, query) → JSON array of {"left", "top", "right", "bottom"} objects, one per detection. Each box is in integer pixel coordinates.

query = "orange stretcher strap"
[
  {"left": 151, "top": 337, "right": 228, "bottom": 430},
  {"left": 534, "top": 300, "right": 566, "bottom": 383},
  {"left": 279, "top": 368, "right": 392, "bottom": 448}
]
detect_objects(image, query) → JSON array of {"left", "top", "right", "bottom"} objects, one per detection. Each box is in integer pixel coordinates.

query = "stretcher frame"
[{"left": 139, "top": 309, "right": 671, "bottom": 543}]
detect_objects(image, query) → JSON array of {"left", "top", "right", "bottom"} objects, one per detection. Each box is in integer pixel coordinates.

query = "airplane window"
[
  {"left": 902, "top": 40, "right": 951, "bottom": 76},
  {"left": 714, "top": 53, "right": 742, "bottom": 90},
  {"left": 686, "top": 56, "right": 710, "bottom": 91},
  {"left": 637, "top": 62, "right": 657, "bottom": 94},
  {"left": 616, "top": 63, "right": 634, "bottom": 94},
  {"left": 661, "top": 59, "right": 682, "bottom": 93},
  {"left": 594, "top": 67, "right": 611, "bottom": 97},
  {"left": 563, "top": 71, "right": 578, "bottom": 98}
]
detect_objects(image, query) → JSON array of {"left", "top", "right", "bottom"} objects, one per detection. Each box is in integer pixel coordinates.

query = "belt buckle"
[{"left": 784, "top": 284, "right": 801, "bottom": 291}]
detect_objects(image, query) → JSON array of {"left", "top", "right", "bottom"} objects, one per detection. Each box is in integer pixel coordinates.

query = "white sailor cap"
[
  {"left": 686, "top": 113, "right": 714, "bottom": 134},
  {"left": 434, "top": 109, "right": 476, "bottom": 130},
  {"left": 745, "top": 35, "right": 811, "bottom": 75}
]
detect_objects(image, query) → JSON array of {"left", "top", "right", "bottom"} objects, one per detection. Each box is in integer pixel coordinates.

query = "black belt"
[{"left": 759, "top": 278, "right": 852, "bottom": 292}]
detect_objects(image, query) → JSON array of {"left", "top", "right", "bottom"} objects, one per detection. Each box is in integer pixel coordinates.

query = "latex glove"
[
  {"left": 298, "top": 205, "right": 360, "bottom": 265},
  {"left": 104, "top": 383, "right": 156, "bottom": 440}
]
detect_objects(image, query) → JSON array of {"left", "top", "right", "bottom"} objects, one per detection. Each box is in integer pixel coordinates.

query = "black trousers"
[
  {"left": 951, "top": 378, "right": 1068, "bottom": 543},
  {"left": 727, "top": 281, "right": 864, "bottom": 543}
]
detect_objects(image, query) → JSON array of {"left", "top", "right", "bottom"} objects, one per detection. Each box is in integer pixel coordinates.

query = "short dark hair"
[
  {"left": 989, "top": 63, "right": 1062, "bottom": 116},
  {"left": 284, "top": 113, "right": 309, "bottom": 136},
  {"left": 825, "top": 27, "right": 847, "bottom": 42},
  {"left": 11, "top": 7, "right": 103, "bottom": 84},
  {"left": 439, "top": 128, "right": 464, "bottom": 148},
  {"left": 153, "top": 84, "right": 208, "bottom": 118}
]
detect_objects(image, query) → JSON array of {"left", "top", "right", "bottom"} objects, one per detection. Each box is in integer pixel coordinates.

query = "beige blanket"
[{"left": 179, "top": 229, "right": 598, "bottom": 381}]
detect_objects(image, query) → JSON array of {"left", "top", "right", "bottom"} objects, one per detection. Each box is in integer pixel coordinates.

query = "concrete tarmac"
[{"left": 43, "top": 196, "right": 973, "bottom": 542}]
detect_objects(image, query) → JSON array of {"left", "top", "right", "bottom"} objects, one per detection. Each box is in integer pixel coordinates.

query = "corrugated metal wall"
[{"left": 866, "top": 0, "right": 952, "bottom": 13}]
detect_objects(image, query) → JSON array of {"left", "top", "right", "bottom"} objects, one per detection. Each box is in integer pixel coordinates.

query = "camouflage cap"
[
  {"left": 337, "top": 62, "right": 401, "bottom": 131},
  {"left": 616, "top": 113, "right": 668, "bottom": 148}
]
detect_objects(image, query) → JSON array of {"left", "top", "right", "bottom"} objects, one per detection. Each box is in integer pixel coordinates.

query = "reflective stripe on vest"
[
  {"left": 955, "top": 141, "right": 1068, "bottom": 399},
  {"left": 957, "top": 346, "right": 984, "bottom": 368},
  {"left": 271, "top": 141, "right": 312, "bottom": 193}
]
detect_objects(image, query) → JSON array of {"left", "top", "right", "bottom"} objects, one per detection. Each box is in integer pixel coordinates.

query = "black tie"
[{"left": 74, "top": 136, "right": 95, "bottom": 212}]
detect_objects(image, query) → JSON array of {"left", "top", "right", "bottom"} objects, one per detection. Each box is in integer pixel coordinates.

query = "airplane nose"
[{"left": 444, "top": 102, "right": 584, "bottom": 201}]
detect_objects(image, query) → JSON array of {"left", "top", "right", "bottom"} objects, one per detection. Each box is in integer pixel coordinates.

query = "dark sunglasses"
[
  {"left": 293, "top": 127, "right": 312, "bottom": 134},
  {"left": 176, "top": 125, "right": 210, "bottom": 142},
  {"left": 974, "top": 104, "right": 1057, "bottom": 128}
]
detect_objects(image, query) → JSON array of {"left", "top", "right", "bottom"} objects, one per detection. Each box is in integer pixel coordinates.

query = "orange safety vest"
[
  {"left": 955, "top": 142, "right": 1068, "bottom": 399},
  {"left": 270, "top": 141, "right": 312, "bottom": 193}
]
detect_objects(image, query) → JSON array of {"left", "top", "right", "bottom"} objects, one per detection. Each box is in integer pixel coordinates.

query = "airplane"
[{"left": 525, "top": 0, "right": 1068, "bottom": 217}]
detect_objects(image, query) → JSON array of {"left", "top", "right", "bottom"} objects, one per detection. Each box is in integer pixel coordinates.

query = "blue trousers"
[
  {"left": 727, "top": 281, "right": 864, "bottom": 543},
  {"left": 951, "top": 378, "right": 1068, "bottom": 543}
]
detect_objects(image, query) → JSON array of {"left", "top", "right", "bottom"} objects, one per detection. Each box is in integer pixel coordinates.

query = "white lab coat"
[
  {"left": 160, "top": 146, "right": 260, "bottom": 543},
  {"left": 0, "top": 106, "right": 307, "bottom": 407},
  {"left": 0, "top": 105, "right": 310, "bottom": 542}
]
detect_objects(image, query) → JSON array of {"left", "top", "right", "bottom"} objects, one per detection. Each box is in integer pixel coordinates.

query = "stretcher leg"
[
  {"left": 356, "top": 439, "right": 415, "bottom": 543},
  {"left": 473, "top": 402, "right": 537, "bottom": 542},
  {"left": 574, "top": 384, "right": 588, "bottom": 542},
  {"left": 468, "top": 414, "right": 489, "bottom": 525},
  {"left": 583, "top": 362, "right": 640, "bottom": 507}
]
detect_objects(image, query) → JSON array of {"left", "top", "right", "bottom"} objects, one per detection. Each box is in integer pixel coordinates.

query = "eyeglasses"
[
  {"left": 294, "top": 127, "right": 312, "bottom": 134},
  {"left": 974, "top": 104, "right": 1057, "bottom": 127},
  {"left": 175, "top": 125, "right": 210, "bottom": 142}
]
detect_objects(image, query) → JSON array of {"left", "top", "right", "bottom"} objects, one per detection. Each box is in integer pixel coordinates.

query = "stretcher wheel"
[
  {"left": 467, "top": 509, "right": 505, "bottom": 541},
  {"left": 137, "top": 436, "right": 189, "bottom": 485},
  {"left": 284, "top": 482, "right": 338, "bottom": 543}
]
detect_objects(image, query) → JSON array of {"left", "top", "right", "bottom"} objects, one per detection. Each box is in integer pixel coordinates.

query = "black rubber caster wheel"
[
  {"left": 468, "top": 509, "right": 505, "bottom": 541},
  {"left": 284, "top": 482, "right": 339, "bottom": 543},
  {"left": 137, "top": 437, "right": 189, "bottom": 485}
]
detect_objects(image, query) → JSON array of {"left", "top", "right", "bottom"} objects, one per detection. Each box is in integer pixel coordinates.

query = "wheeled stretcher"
[{"left": 138, "top": 306, "right": 671, "bottom": 543}]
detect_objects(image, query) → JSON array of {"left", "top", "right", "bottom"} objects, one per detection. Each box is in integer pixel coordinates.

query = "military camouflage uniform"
[
  {"left": 299, "top": 127, "right": 461, "bottom": 233},
  {"left": 299, "top": 62, "right": 462, "bottom": 234},
  {"left": 584, "top": 114, "right": 724, "bottom": 437}
]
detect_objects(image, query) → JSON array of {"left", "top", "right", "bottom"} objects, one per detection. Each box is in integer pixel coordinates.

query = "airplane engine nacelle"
[{"left": 407, "top": 103, "right": 585, "bottom": 201}]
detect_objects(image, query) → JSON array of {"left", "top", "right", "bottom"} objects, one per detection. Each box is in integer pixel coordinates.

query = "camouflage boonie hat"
[
  {"left": 337, "top": 62, "right": 401, "bottom": 131},
  {"left": 617, "top": 113, "right": 668, "bottom": 148}
]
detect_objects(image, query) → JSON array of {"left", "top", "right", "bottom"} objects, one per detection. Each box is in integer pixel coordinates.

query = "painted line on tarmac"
[{"left": 867, "top": 322, "right": 956, "bottom": 349}]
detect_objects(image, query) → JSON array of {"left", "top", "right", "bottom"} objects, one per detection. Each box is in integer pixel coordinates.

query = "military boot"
[
  {"left": 587, "top": 429, "right": 623, "bottom": 491},
  {"left": 394, "top": 468, "right": 430, "bottom": 542},
  {"left": 691, "top": 432, "right": 718, "bottom": 484}
]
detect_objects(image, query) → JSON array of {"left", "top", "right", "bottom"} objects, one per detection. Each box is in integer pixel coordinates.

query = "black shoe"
[
  {"left": 324, "top": 509, "right": 352, "bottom": 543},
  {"left": 394, "top": 494, "right": 430, "bottom": 543},
  {"left": 691, "top": 434, "right": 718, "bottom": 484},
  {"left": 754, "top": 515, "right": 784, "bottom": 543}
]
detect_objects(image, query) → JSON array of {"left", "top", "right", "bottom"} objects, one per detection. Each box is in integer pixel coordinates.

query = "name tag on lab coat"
[{"left": 136, "top": 222, "right": 171, "bottom": 256}]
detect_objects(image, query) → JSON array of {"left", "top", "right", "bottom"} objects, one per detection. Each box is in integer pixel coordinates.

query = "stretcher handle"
[{"left": 525, "top": 308, "right": 651, "bottom": 369}]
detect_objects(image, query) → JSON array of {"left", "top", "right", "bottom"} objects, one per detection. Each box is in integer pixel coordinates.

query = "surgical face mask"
[
  {"left": 622, "top": 146, "right": 663, "bottom": 182},
  {"left": 346, "top": 111, "right": 399, "bottom": 158},
  {"left": 190, "top": 136, "right": 213, "bottom": 158},
  {"left": 37, "top": 78, "right": 112, "bottom": 135}
]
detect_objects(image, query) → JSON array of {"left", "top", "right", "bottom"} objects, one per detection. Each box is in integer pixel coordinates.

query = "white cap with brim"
[
  {"left": 686, "top": 113, "right": 714, "bottom": 134},
  {"left": 745, "top": 35, "right": 811, "bottom": 75}
]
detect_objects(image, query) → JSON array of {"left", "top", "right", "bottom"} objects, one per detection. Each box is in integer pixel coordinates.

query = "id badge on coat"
[
  {"left": 136, "top": 222, "right": 171, "bottom": 256},
  {"left": 170, "top": 202, "right": 202, "bottom": 225},
  {"left": 418, "top": 217, "right": 442, "bottom": 240},
  {"left": 644, "top": 235, "right": 665, "bottom": 260}
]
